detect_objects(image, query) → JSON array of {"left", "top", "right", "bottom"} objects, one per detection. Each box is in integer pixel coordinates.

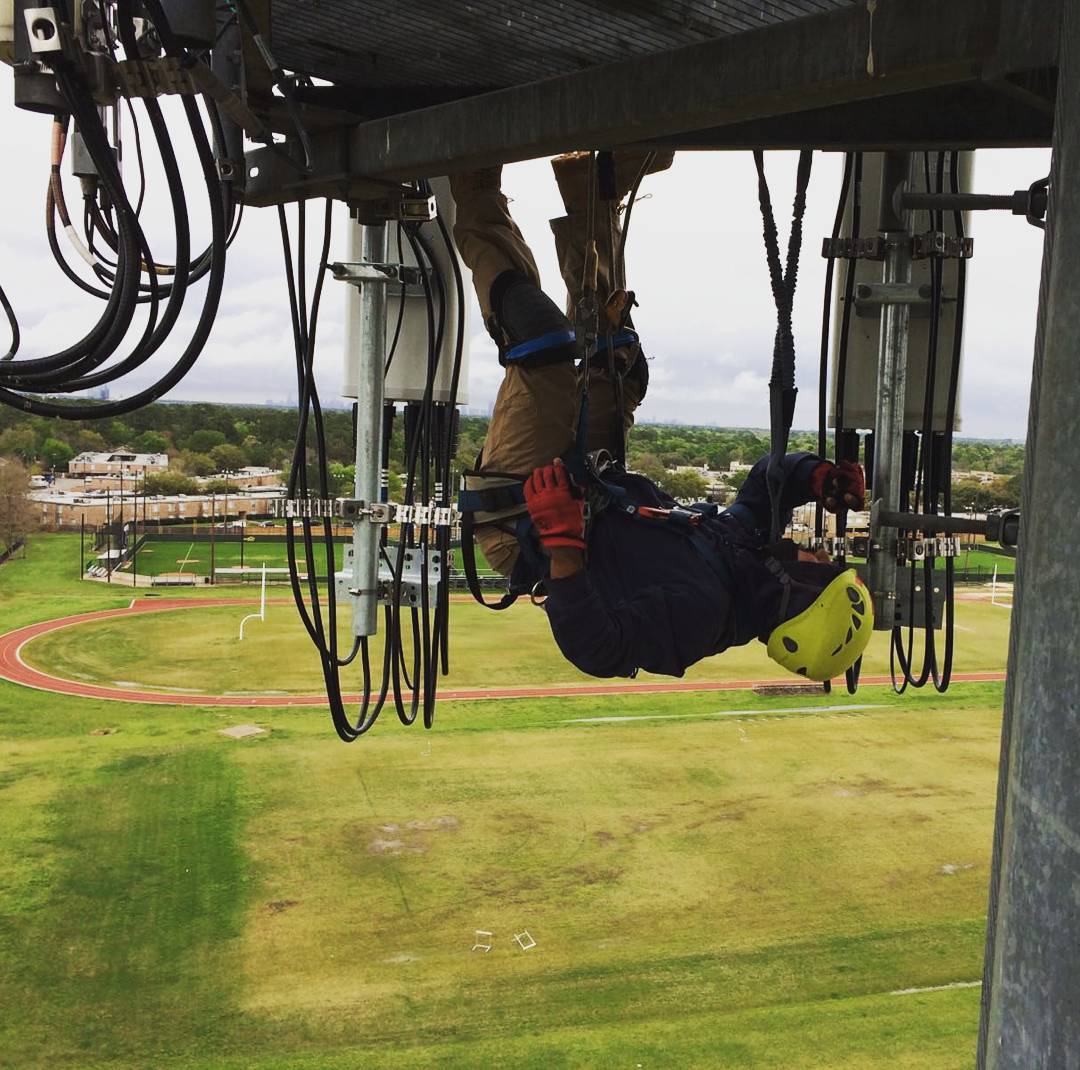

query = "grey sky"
[{"left": 0, "top": 67, "right": 1049, "bottom": 439}]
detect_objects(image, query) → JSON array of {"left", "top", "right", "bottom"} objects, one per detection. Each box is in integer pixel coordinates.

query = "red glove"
[
  {"left": 524, "top": 459, "right": 586, "bottom": 550},
  {"left": 811, "top": 460, "right": 866, "bottom": 512}
]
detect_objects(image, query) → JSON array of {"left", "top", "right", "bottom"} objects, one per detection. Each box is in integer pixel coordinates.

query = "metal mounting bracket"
[
  {"left": 329, "top": 261, "right": 426, "bottom": 295},
  {"left": 335, "top": 545, "right": 442, "bottom": 608}
]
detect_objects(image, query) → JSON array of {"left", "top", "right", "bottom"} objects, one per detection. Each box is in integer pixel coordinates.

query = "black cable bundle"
[
  {"left": 279, "top": 193, "right": 466, "bottom": 742},
  {"left": 0, "top": 0, "right": 236, "bottom": 419},
  {"left": 816, "top": 151, "right": 864, "bottom": 694},
  {"left": 890, "top": 151, "right": 962, "bottom": 694}
]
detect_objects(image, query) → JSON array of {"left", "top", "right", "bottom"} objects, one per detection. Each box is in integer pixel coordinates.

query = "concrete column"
[{"left": 979, "top": 1, "right": 1080, "bottom": 1065}]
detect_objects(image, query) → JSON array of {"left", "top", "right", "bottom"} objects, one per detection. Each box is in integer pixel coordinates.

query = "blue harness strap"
[
  {"left": 504, "top": 328, "right": 639, "bottom": 364},
  {"left": 504, "top": 329, "right": 577, "bottom": 363}
]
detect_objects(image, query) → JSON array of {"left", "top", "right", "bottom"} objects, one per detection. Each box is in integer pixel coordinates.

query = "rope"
[{"left": 753, "top": 149, "right": 813, "bottom": 540}]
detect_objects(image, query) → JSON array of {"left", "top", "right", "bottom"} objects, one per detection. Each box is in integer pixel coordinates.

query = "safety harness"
[{"left": 458, "top": 149, "right": 646, "bottom": 609}]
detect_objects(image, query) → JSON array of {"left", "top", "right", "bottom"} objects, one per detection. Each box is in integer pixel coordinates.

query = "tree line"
[{"left": 0, "top": 401, "right": 1025, "bottom": 507}]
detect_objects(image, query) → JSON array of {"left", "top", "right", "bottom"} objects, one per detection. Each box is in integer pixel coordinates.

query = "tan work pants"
[{"left": 450, "top": 171, "right": 643, "bottom": 576}]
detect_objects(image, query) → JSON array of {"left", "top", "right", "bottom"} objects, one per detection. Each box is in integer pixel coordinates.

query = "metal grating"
[{"left": 270, "top": 0, "right": 855, "bottom": 107}]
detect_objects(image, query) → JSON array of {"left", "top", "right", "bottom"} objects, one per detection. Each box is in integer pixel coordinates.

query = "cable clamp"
[
  {"left": 271, "top": 497, "right": 337, "bottom": 519},
  {"left": 911, "top": 231, "right": 974, "bottom": 260},
  {"left": 903, "top": 536, "right": 961, "bottom": 561},
  {"left": 821, "top": 236, "right": 887, "bottom": 261}
]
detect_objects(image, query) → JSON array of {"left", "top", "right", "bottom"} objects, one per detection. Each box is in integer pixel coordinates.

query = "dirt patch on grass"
[
  {"left": 378, "top": 815, "right": 459, "bottom": 834},
  {"left": 370, "top": 814, "right": 460, "bottom": 855},
  {"left": 565, "top": 864, "right": 625, "bottom": 887},
  {"left": 370, "top": 838, "right": 421, "bottom": 855}
]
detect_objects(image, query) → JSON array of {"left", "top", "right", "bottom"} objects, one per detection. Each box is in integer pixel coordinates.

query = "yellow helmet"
[{"left": 766, "top": 568, "right": 873, "bottom": 681}]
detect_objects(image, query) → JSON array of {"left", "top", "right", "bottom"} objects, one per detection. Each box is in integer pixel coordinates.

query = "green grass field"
[
  {"left": 120, "top": 536, "right": 494, "bottom": 580},
  {"left": 24, "top": 593, "right": 1010, "bottom": 695},
  {"left": 122, "top": 535, "right": 347, "bottom": 579},
  {"left": 0, "top": 535, "right": 1009, "bottom": 1068}
]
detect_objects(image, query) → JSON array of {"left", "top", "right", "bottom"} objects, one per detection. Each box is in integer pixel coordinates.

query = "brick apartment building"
[
  {"left": 68, "top": 450, "right": 169, "bottom": 476},
  {"left": 29, "top": 486, "right": 286, "bottom": 530}
]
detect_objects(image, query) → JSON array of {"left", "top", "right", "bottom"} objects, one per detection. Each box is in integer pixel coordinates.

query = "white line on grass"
[
  {"left": 889, "top": 981, "right": 982, "bottom": 996},
  {"left": 565, "top": 703, "right": 884, "bottom": 724}
]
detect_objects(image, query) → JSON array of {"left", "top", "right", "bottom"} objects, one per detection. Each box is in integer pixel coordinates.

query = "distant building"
[
  {"left": 28, "top": 486, "right": 285, "bottom": 531},
  {"left": 953, "top": 469, "right": 1000, "bottom": 485},
  {"left": 68, "top": 450, "right": 168, "bottom": 476},
  {"left": 201, "top": 467, "right": 283, "bottom": 489}
]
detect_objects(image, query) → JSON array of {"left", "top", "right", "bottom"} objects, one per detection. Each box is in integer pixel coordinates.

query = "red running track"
[{"left": 0, "top": 598, "right": 1007, "bottom": 708}]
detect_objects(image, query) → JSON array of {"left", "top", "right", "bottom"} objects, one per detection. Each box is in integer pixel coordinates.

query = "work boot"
[
  {"left": 487, "top": 270, "right": 577, "bottom": 365},
  {"left": 552, "top": 150, "right": 675, "bottom": 213}
]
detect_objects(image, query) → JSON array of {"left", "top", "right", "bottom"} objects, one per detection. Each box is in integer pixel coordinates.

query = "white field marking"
[
  {"left": 223, "top": 690, "right": 289, "bottom": 696},
  {"left": 565, "top": 703, "right": 884, "bottom": 724},
  {"left": 119, "top": 684, "right": 205, "bottom": 694},
  {"left": 890, "top": 980, "right": 981, "bottom": 996}
]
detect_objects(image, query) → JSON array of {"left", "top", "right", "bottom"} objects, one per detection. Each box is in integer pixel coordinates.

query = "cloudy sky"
[{"left": 0, "top": 66, "right": 1049, "bottom": 440}]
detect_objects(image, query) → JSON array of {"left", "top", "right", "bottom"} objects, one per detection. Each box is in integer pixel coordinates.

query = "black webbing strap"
[
  {"left": 458, "top": 508, "right": 520, "bottom": 611},
  {"left": 754, "top": 149, "right": 813, "bottom": 542}
]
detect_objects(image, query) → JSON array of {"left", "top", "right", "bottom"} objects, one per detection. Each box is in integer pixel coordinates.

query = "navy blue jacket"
[{"left": 543, "top": 453, "right": 822, "bottom": 678}]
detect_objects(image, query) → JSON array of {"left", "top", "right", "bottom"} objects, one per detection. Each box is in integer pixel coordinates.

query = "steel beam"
[
  {"left": 341, "top": 0, "right": 1058, "bottom": 180},
  {"left": 649, "top": 82, "right": 1055, "bottom": 152},
  {"left": 978, "top": 0, "right": 1080, "bottom": 1064}
]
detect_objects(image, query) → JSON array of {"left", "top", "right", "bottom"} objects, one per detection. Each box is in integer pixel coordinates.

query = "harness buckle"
[{"left": 635, "top": 506, "right": 702, "bottom": 527}]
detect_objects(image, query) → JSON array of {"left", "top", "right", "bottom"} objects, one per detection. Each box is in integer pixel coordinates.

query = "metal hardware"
[
  {"left": 1025, "top": 175, "right": 1050, "bottom": 230},
  {"left": 336, "top": 546, "right": 442, "bottom": 608},
  {"left": 852, "top": 563, "right": 945, "bottom": 629},
  {"left": 855, "top": 281, "right": 932, "bottom": 305},
  {"left": 903, "top": 536, "right": 961, "bottom": 561},
  {"left": 853, "top": 280, "right": 947, "bottom": 320},
  {"left": 821, "top": 235, "right": 888, "bottom": 261},
  {"left": 911, "top": 230, "right": 974, "bottom": 260},
  {"left": 23, "top": 7, "right": 60, "bottom": 52},
  {"left": 899, "top": 181, "right": 1049, "bottom": 228},
  {"left": 399, "top": 194, "right": 437, "bottom": 222},
  {"left": 338, "top": 499, "right": 394, "bottom": 524},
  {"left": 873, "top": 500, "right": 1021, "bottom": 548},
  {"left": 330, "top": 260, "right": 426, "bottom": 295},
  {"left": 271, "top": 497, "right": 338, "bottom": 519}
]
